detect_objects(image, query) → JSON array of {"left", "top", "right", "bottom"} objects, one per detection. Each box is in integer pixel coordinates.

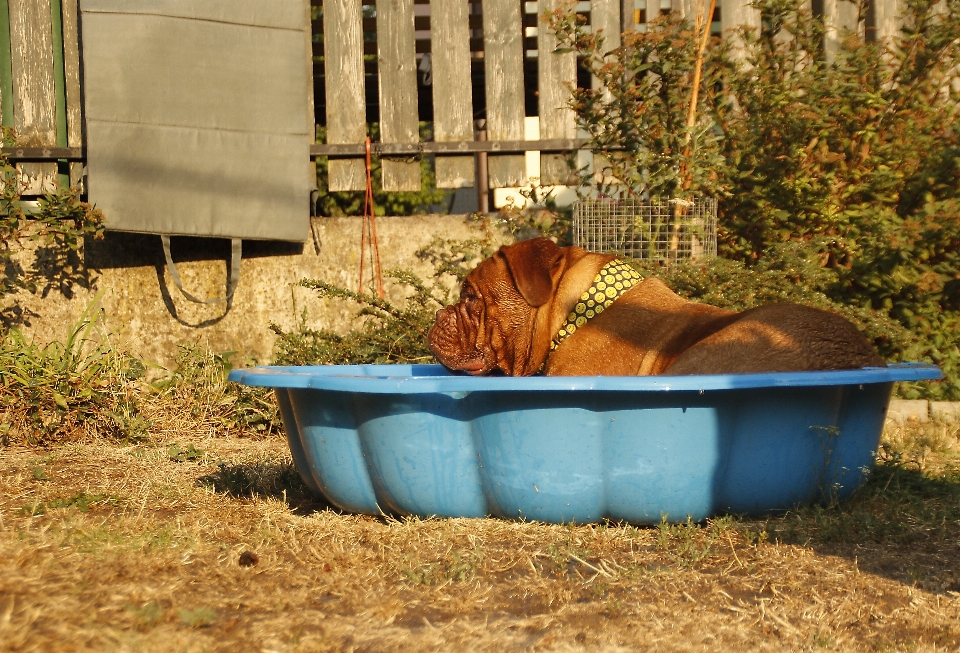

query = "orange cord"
[{"left": 358, "top": 136, "right": 385, "bottom": 298}]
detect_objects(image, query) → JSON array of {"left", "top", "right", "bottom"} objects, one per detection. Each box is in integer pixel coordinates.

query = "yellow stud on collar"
[{"left": 550, "top": 259, "right": 642, "bottom": 351}]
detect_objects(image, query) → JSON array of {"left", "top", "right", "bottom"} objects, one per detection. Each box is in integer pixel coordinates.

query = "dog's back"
[
  {"left": 664, "top": 303, "right": 885, "bottom": 375},
  {"left": 544, "top": 278, "right": 884, "bottom": 376}
]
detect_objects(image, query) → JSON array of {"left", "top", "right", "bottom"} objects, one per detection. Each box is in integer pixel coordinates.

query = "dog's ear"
[{"left": 499, "top": 238, "right": 564, "bottom": 307}]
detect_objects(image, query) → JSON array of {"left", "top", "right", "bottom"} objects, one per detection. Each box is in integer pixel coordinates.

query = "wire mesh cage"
[{"left": 573, "top": 198, "right": 718, "bottom": 263}]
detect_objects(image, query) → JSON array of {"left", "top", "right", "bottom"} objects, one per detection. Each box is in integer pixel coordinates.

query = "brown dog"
[{"left": 428, "top": 238, "right": 884, "bottom": 376}]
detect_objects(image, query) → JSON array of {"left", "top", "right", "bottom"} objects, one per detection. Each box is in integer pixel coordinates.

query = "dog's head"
[{"left": 428, "top": 238, "right": 574, "bottom": 376}]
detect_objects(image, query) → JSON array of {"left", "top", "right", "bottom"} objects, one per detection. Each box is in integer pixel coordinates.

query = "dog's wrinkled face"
[{"left": 428, "top": 238, "right": 565, "bottom": 376}]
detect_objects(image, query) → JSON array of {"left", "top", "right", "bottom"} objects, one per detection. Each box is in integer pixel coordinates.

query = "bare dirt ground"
[{"left": 2, "top": 423, "right": 960, "bottom": 652}]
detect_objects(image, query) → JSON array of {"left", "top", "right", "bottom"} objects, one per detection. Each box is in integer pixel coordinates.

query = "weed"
[
  {"left": 21, "top": 492, "right": 121, "bottom": 516},
  {"left": 0, "top": 293, "right": 155, "bottom": 445},
  {"left": 764, "top": 424, "right": 960, "bottom": 546},
  {"left": 813, "top": 632, "right": 832, "bottom": 648},
  {"left": 415, "top": 233, "right": 499, "bottom": 283},
  {"left": 167, "top": 443, "right": 205, "bottom": 463},
  {"left": 400, "top": 546, "right": 483, "bottom": 586},
  {"left": 742, "top": 527, "right": 768, "bottom": 547},
  {"left": 108, "top": 398, "right": 152, "bottom": 443},
  {"left": 812, "top": 425, "right": 844, "bottom": 508},
  {"left": 271, "top": 270, "right": 450, "bottom": 366},
  {"left": 26, "top": 187, "right": 105, "bottom": 301},
  {"left": 655, "top": 515, "right": 723, "bottom": 567},
  {"left": 178, "top": 606, "right": 218, "bottom": 628},
  {"left": 0, "top": 131, "right": 105, "bottom": 328},
  {"left": 708, "top": 514, "right": 736, "bottom": 538},
  {"left": 151, "top": 343, "right": 280, "bottom": 435},
  {"left": 126, "top": 601, "right": 165, "bottom": 630}
]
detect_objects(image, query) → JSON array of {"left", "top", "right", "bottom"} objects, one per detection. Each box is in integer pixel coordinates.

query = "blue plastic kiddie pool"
[{"left": 228, "top": 363, "right": 941, "bottom": 524}]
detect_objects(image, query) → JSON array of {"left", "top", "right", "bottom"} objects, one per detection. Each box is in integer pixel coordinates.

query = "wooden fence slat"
[
  {"left": 591, "top": 0, "right": 620, "bottom": 186},
  {"left": 303, "top": 0, "right": 315, "bottom": 203},
  {"left": 323, "top": 0, "right": 367, "bottom": 192},
  {"left": 873, "top": 0, "right": 900, "bottom": 44},
  {"left": 591, "top": 0, "right": 620, "bottom": 89},
  {"left": 431, "top": 0, "right": 474, "bottom": 188},
  {"left": 645, "top": 0, "right": 661, "bottom": 23},
  {"left": 60, "top": 0, "right": 81, "bottom": 187},
  {"left": 376, "top": 0, "right": 420, "bottom": 191},
  {"left": 50, "top": 0, "right": 68, "bottom": 189},
  {"left": 538, "top": 0, "right": 577, "bottom": 186},
  {"left": 722, "top": 0, "right": 760, "bottom": 57},
  {"left": 9, "top": 0, "right": 57, "bottom": 194},
  {"left": 670, "top": 0, "right": 696, "bottom": 20},
  {"left": 0, "top": 0, "right": 12, "bottom": 127},
  {"left": 823, "top": 0, "right": 861, "bottom": 60},
  {"left": 483, "top": 0, "right": 525, "bottom": 188}
]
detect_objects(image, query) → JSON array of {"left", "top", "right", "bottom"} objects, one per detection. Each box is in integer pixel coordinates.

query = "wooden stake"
[{"left": 671, "top": 0, "right": 717, "bottom": 259}]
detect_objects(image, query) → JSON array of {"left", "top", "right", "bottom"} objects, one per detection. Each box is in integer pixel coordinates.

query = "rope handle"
[{"left": 162, "top": 235, "right": 242, "bottom": 305}]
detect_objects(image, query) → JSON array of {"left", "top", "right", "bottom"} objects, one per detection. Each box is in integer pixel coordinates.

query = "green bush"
[
  {"left": 712, "top": 0, "right": 960, "bottom": 398},
  {"left": 270, "top": 270, "right": 447, "bottom": 367},
  {"left": 554, "top": 0, "right": 960, "bottom": 398},
  {"left": 269, "top": 229, "right": 512, "bottom": 367}
]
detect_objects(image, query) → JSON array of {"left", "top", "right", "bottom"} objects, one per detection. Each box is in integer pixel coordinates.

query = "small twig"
[
  {"left": 568, "top": 553, "right": 614, "bottom": 578},
  {"left": 768, "top": 609, "right": 799, "bottom": 634},
  {"left": 726, "top": 531, "right": 744, "bottom": 568}
]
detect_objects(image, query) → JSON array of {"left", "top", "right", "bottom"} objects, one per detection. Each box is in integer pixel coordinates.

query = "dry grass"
[{"left": 2, "top": 419, "right": 960, "bottom": 652}]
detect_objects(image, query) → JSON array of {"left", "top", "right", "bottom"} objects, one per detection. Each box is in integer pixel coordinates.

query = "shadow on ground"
[
  {"left": 197, "top": 461, "right": 331, "bottom": 515},
  {"left": 196, "top": 442, "right": 960, "bottom": 592},
  {"left": 760, "top": 461, "right": 960, "bottom": 594}
]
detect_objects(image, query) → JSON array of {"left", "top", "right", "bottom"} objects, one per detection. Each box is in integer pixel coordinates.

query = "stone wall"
[
  {"left": 8, "top": 214, "right": 511, "bottom": 370},
  {"left": 886, "top": 399, "right": 960, "bottom": 426}
]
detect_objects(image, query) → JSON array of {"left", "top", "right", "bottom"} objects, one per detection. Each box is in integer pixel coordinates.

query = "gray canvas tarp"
[{"left": 80, "top": 0, "right": 314, "bottom": 241}]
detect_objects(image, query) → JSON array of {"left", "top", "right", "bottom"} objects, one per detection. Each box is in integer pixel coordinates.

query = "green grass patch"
[
  {"left": 20, "top": 491, "right": 123, "bottom": 516},
  {"left": 167, "top": 443, "right": 205, "bottom": 463},
  {"left": 178, "top": 606, "right": 218, "bottom": 628}
]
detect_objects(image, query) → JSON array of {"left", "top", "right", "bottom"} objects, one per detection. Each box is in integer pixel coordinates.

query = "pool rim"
[{"left": 228, "top": 362, "right": 941, "bottom": 394}]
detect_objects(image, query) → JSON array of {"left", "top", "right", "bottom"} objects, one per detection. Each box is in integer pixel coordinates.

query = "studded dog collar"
[{"left": 549, "top": 259, "right": 643, "bottom": 352}]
